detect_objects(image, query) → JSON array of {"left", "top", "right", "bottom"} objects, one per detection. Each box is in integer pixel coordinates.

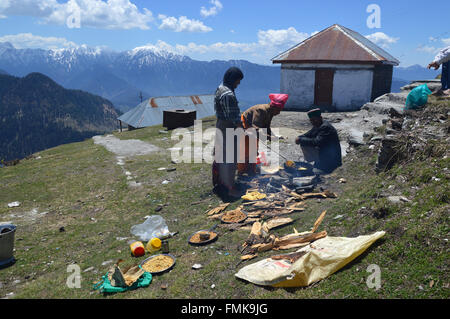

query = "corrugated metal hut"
[
  {"left": 272, "top": 24, "right": 400, "bottom": 111},
  {"left": 118, "top": 94, "right": 215, "bottom": 130}
]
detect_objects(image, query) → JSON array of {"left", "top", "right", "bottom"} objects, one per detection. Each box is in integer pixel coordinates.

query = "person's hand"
[
  {"left": 427, "top": 62, "right": 440, "bottom": 70},
  {"left": 295, "top": 136, "right": 302, "bottom": 145}
]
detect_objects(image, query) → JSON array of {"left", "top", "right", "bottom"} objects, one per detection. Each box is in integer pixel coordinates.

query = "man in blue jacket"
[{"left": 295, "top": 108, "right": 342, "bottom": 175}]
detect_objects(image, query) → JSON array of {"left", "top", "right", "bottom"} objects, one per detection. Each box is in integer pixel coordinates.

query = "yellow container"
[{"left": 146, "top": 237, "right": 162, "bottom": 253}]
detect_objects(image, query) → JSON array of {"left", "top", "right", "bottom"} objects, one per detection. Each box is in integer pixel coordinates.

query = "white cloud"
[
  {"left": 0, "top": 33, "right": 78, "bottom": 50},
  {"left": 158, "top": 14, "right": 212, "bottom": 32},
  {"left": 257, "top": 27, "right": 310, "bottom": 47},
  {"left": 139, "top": 27, "right": 315, "bottom": 64},
  {"left": 442, "top": 38, "right": 450, "bottom": 46},
  {"left": 200, "top": 0, "right": 223, "bottom": 18},
  {"left": 0, "top": 0, "right": 154, "bottom": 30},
  {"left": 365, "top": 32, "right": 399, "bottom": 48},
  {"left": 416, "top": 45, "right": 440, "bottom": 54}
]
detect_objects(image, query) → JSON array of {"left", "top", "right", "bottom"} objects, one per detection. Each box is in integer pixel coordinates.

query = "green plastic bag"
[
  {"left": 405, "top": 84, "right": 432, "bottom": 110},
  {"left": 93, "top": 269, "right": 152, "bottom": 294}
]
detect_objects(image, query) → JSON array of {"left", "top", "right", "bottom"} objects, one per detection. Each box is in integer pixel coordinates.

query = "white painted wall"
[
  {"left": 332, "top": 69, "right": 373, "bottom": 110},
  {"left": 280, "top": 68, "right": 315, "bottom": 110},
  {"left": 279, "top": 63, "right": 375, "bottom": 110}
]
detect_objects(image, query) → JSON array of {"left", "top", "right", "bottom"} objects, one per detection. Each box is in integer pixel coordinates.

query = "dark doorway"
[{"left": 314, "top": 69, "right": 334, "bottom": 106}]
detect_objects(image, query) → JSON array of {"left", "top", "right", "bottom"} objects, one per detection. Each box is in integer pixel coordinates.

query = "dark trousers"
[{"left": 442, "top": 61, "right": 449, "bottom": 90}]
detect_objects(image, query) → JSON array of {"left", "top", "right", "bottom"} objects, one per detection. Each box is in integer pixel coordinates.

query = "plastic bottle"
[
  {"left": 146, "top": 237, "right": 162, "bottom": 253},
  {"left": 129, "top": 240, "right": 145, "bottom": 257}
]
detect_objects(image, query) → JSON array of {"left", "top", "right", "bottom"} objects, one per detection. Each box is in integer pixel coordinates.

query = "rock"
[
  {"left": 387, "top": 196, "right": 411, "bottom": 204},
  {"left": 401, "top": 80, "right": 441, "bottom": 93},
  {"left": 370, "top": 136, "right": 383, "bottom": 142}
]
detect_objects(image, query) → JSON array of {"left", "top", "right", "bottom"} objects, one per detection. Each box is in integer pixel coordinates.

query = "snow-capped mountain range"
[
  {"left": 0, "top": 42, "right": 440, "bottom": 112},
  {"left": 0, "top": 42, "right": 280, "bottom": 112}
]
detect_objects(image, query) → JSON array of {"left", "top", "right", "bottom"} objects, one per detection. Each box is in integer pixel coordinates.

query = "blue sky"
[{"left": 0, "top": 0, "right": 449, "bottom": 66}]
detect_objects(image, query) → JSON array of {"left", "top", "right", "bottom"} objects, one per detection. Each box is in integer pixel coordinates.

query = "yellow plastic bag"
[{"left": 235, "top": 231, "right": 385, "bottom": 287}]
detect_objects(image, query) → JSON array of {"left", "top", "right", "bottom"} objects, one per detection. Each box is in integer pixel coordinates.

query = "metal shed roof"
[
  {"left": 118, "top": 94, "right": 215, "bottom": 128},
  {"left": 272, "top": 24, "right": 400, "bottom": 65}
]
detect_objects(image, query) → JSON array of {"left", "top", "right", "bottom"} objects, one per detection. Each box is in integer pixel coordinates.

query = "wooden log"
[
  {"left": 206, "top": 203, "right": 230, "bottom": 216},
  {"left": 311, "top": 210, "right": 327, "bottom": 233},
  {"left": 274, "top": 230, "right": 327, "bottom": 247}
]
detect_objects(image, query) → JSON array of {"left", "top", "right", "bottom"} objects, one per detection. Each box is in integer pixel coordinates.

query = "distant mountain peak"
[
  {"left": 128, "top": 45, "right": 188, "bottom": 62},
  {"left": 0, "top": 42, "right": 15, "bottom": 50}
]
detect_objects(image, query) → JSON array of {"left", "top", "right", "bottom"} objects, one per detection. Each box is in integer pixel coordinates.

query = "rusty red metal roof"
[{"left": 272, "top": 24, "right": 399, "bottom": 65}]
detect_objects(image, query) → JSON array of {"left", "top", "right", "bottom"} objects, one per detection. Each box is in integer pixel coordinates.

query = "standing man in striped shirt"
[{"left": 212, "top": 67, "right": 244, "bottom": 198}]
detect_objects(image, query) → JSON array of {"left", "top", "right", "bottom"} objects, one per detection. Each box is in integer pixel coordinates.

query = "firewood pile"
[{"left": 239, "top": 210, "right": 328, "bottom": 260}]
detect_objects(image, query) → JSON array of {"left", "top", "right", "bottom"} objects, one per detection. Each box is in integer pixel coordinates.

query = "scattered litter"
[
  {"left": 334, "top": 214, "right": 344, "bottom": 220},
  {"left": 338, "top": 178, "right": 347, "bottom": 183},
  {"left": 84, "top": 266, "right": 95, "bottom": 273},
  {"left": 192, "top": 264, "right": 203, "bottom": 270},
  {"left": 130, "top": 215, "right": 170, "bottom": 242},
  {"left": 157, "top": 167, "right": 167, "bottom": 171},
  {"left": 166, "top": 168, "right": 176, "bottom": 172},
  {"left": 7, "top": 202, "right": 20, "bottom": 208},
  {"left": 211, "top": 284, "right": 215, "bottom": 289},
  {"left": 159, "top": 130, "right": 169, "bottom": 134},
  {"left": 102, "top": 260, "right": 113, "bottom": 266},
  {"left": 162, "top": 180, "right": 170, "bottom": 185}
]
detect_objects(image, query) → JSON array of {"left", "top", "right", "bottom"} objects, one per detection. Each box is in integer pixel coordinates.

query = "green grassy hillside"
[{"left": 0, "top": 97, "right": 448, "bottom": 299}]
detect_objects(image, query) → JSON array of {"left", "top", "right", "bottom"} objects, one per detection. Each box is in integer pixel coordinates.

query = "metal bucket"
[{"left": 0, "top": 224, "right": 16, "bottom": 267}]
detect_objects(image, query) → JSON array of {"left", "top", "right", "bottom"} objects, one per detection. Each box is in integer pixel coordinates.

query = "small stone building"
[{"left": 272, "top": 24, "right": 400, "bottom": 111}]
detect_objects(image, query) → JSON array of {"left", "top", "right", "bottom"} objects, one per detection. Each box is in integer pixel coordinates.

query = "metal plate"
[
  {"left": 188, "top": 230, "right": 219, "bottom": 246},
  {"left": 140, "top": 254, "right": 176, "bottom": 275}
]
